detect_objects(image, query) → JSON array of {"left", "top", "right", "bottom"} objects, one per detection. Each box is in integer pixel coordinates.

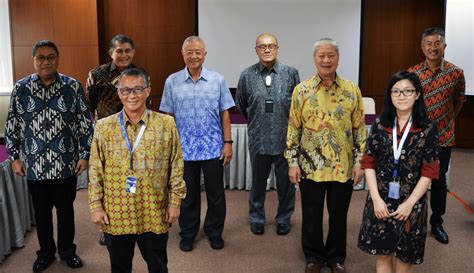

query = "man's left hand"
[
  {"left": 219, "top": 143, "right": 233, "bottom": 166},
  {"left": 166, "top": 206, "right": 180, "bottom": 224},
  {"left": 75, "top": 159, "right": 88, "bottom": 176},
  {"left": 352, "top": 166, "right": 364, "bottom": 184}
]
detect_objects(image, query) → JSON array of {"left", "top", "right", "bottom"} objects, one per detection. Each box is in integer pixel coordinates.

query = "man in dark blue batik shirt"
[{"left": 5, "top": 40, "right": 93, "bottom": 272}]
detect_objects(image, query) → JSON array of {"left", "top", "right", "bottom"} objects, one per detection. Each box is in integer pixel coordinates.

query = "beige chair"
[{"left": 362, "top": 97, "right": 376, "bottom": 115}]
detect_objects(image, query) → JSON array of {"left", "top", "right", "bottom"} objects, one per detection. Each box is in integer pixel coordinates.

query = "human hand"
[
  {"left": 372, "top": 197, "right": 390, "bottom": 219},
  {"left": 11, "top": 159, "right": 26, "bottom": 176},
  {"left": 219, "top": 143, "right": 233, "bottom": 166},
  {"left": 166, "top": 206, "right": 180, "bottom": 224},
  {"left": 390, "top": 201, "right": 414, "bottom": 221},
  {"left": 288, "top": 166, "right": 301, "bottom": 184},
  {"left": 352, "top": 166, "right": 364, "bottom": 184},
  {"left": 91, "top": 209, "right": 109, "bottom": 226},
  {"left": 75, "top": 159, "right": 88, "bottom": 176}
]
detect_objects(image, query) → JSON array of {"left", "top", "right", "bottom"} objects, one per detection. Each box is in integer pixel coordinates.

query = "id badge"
[
  {"left": 126, "top": 176, "right": 137, "bottom": 194},
  {"left": 265, "top": 100, "right": 274, "bottom": 113},
  {"left": 388, "top": 181, "right": 400, "bottom": 200}
]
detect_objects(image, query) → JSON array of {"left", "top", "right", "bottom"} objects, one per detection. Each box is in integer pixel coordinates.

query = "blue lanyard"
[{"left": 119, "top": 109, "right": 150, "bottom": 170}]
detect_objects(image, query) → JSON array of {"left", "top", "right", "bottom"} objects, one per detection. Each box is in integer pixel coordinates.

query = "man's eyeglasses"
[
  {"left": 34, "top": 55, "right": 57, "bottom": 63},
  {"left": 118, "top": 85, "right": 149, "bottom": 96},
  {"left": 391, "top": 89, "right": 416, "bottom": 97},
  {"left": 256, "top": 44, "right": 279, "bottom": 51}
]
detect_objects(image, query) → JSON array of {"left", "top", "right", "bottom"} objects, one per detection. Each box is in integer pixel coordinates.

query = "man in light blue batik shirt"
[{"left": 160, "top": 36, "right": 234, "bottom": 252}]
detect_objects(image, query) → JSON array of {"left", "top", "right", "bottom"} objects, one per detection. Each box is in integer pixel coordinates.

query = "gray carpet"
[{"left": 1, "top": 149, "right": 473, "bottom": 273}]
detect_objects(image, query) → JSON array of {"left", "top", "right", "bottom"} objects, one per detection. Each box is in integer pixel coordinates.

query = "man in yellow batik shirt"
[
  {"left": 88, "top": 68, "right": 186, "bottom": 273},
  {"left": 285, "top": 38, "right": 366, "bottom": 273}
]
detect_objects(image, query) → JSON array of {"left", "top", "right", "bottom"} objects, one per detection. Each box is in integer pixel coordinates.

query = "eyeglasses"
[
  {"left": 256, "top": 44, "right": 278, "bottom": 51},
  {"left": 391, "top": 89, "right": 416, "bottom": 97},
  {"left": 35, "top": 55, "right": 57, "bottom": 63},
  {"left": 118, "top": 85, "right": 149, "bottom": 96}
]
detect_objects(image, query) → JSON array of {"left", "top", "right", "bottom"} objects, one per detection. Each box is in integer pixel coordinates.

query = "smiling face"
[
  {"left": 117, "top": 75, "right": 150, "bottom": 115},
  {"left": 255, "top": 34, "right": 279, "bottom": 68},
  {"left": 33, "top": 46, "right": 59, "bottom": 81},
  {"left": 421, "top": 34, "right": 446, "bottom": 64},
  {"left": 182, "top": 40, "right": 206, "bottom": 73},
  {"left": 314, "top": 44, "right": 339, "bottom": 79},
  {"left": 390, "top": 79, "right": 420, "bottom": 114},
  {"left": 110, "top": 42, "right": 135, "bottom": 71}
]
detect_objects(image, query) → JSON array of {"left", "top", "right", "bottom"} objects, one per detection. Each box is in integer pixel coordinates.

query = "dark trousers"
[
  {"left": 104, "top": 232, "right": 168, "bottom": 273},
  {"left": 27, "top": 176, "right": 77, "bottom": 259},
  {"left": 179, "top": 158, "right": 226, "bottom": 239},
  {"left": 249, "top": 153, "right": 295, "bottom": 224},
  {"left": 430, "top": 147, "right": 452, "bottom": 226},
  {"left": 299, "top": 179, "right": 353, "bottom": 264}
]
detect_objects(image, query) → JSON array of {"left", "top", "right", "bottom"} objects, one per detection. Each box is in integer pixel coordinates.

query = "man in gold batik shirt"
[
  {"left": 88, "top": 68, "right": 186, "bottom": 273},
  {"left": 285, "top": 38, "right": 366, "bottom": 273}
]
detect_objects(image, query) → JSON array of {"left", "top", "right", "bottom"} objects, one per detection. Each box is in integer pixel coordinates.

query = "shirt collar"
[
  {"left": 313, "top": 73, "right": 342, "bottom": 88},
  {"left": 256, "top": 60, "right": 280, "bottom": 74},
  {"left": 122, "top": 108, "right": 149, "bottom": 126},
  {"left": 422, "top": 58, "right": 446, "bottom": 72},
  {"left": 110, "top": 62, "right": 135, "bottom": 73},
  {"left": 32, "top": 73, "right": 61, "bottom": 85},
  {"left": 184, "top": 66, "right": 208, "bottom": 82}
]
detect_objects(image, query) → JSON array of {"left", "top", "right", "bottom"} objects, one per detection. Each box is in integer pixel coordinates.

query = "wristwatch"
[{"left": 224, "top": 140, "right": 234, "bottom": 144}]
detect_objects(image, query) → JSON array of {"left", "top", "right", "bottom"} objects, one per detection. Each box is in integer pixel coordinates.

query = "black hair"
[
  {"left": 379, "top": 71, "right": 429, "bottom": 129},
  {"left": 422, "top": 27, "right": 445, "bottom": 43},
  {"left": 109, "top": 34, "right": 135, "bottom": 51},
  {"left": 117, "top": 68, "right": 150, "bottom": 87},
  {"left": 32, "top": 40, "right": 59, "bottom": 57}
]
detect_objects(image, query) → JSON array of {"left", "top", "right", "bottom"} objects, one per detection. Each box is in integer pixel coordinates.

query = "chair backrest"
[{"left": 362, "top": 97, "right": 376, "bottom": 114}]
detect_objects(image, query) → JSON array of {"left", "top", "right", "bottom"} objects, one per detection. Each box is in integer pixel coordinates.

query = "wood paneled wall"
[
  {"left": 360, "top": 0, "right": 445, "bottom": 109},
  {"left": 100, "top": 0, "right": 197, "bottom": 111},
  {"left": 9, "top": 0, "right": 99, "bottom": 88},
  {"left": 7, "top": 0, "right": 473, "bottom": 147}
]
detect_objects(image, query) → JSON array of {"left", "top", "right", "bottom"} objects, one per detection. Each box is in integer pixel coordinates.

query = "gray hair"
[
  {"left": 182, "top": 36, "right": 206, "bottom": 51},
  {"left": 117, "top": 68, "right": 150, "bottom": 87},
  {"left": 313, "top": 38, "right": 339, "bottom": 55}
]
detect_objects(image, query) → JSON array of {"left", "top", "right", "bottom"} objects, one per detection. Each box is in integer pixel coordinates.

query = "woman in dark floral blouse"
[{"left": 358, "top": 71, "right": 439, "bottom": 273}]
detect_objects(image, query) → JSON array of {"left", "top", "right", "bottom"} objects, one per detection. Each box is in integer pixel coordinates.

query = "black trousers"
[
  {"left": 104, "top": 232, "right": 168, "bottom": 273},
  {"left": 430, "top": 147, "right": 452, "bottom": 226},
  {"left": 27, "top": 176, "right": 77, "bottom": 259},
  {"left": 249, "top": 153, "right": 295, "bottom": 225},
  {"left": 299, "top": 179, "right": 353, "bottom": 264},
  {"left": 179, "top": 158, "right": 226, "bottom": 239}
]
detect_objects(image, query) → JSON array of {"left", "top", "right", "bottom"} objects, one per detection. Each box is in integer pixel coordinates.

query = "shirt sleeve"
[
  {"left": 88, "top": 125, "right": 105, "bottom": 212},
  {"left": 75, "top": 82, "right": 94, "bottom": 160},
  {"left": 284, "top": 84, "right": 303, "bottom": 168},
  {"left": 453, "top": 69, "right": 466, "bottom": 117},
  {"left": 166, "top": 117, "right": 186, "bottom": 208},
  {"left": 235, "top": 72, "right": 248, "bottom": 119},
  {"left": 421, "top": 124, "right": 440, "bottom": 179},
  {"left": 361, "top": 122, "right": 379, "bottom": 170},
  {"left": 159, "top": 77, "right": 175, "bottom": 114},
  {"left": 85, "top": 70, "right": 98, "bottom": 116},
  {"left": 218, "top": 76, "right": 235, "bottom": 112},
  {"left": 4, "top": 83, "right": 24, "bottom": 159},
  {"left": 351, "top": 86, "right": 367, "bottom": 167}
]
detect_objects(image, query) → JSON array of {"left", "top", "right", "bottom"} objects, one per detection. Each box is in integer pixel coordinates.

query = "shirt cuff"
[
  {"left": 287, "top": 158, "right": 299, "bottom": 168},
  {"left": 422, "top": 161, "right": 439, "bottom": 180},
  {"left": 361, "top": 154, "right": 376, "bottom": 169},
  {"left": 89, "top": 201, "right": 104, "bottom": 212}
]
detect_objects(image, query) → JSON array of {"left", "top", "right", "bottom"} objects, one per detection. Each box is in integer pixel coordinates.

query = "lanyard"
[
  {"left": 119, "top": 109, "right": 149, "bottom": 170},
  {"left": 392, "top": 117, "right": 412, "bottom": 180}
]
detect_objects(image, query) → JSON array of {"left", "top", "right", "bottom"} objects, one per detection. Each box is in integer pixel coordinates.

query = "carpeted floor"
[{"left": 1, "top": 149, "right": 473, "bottom": 273}]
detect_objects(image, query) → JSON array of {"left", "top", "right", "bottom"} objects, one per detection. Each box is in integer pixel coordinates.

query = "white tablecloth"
[{"left": 0, "top": 160, "right": 35, "bottom": 263}]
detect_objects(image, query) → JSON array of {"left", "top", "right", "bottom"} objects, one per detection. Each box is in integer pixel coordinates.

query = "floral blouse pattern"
[{"left": 358, "top": 120, "right": 439, "bottom": 265}]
